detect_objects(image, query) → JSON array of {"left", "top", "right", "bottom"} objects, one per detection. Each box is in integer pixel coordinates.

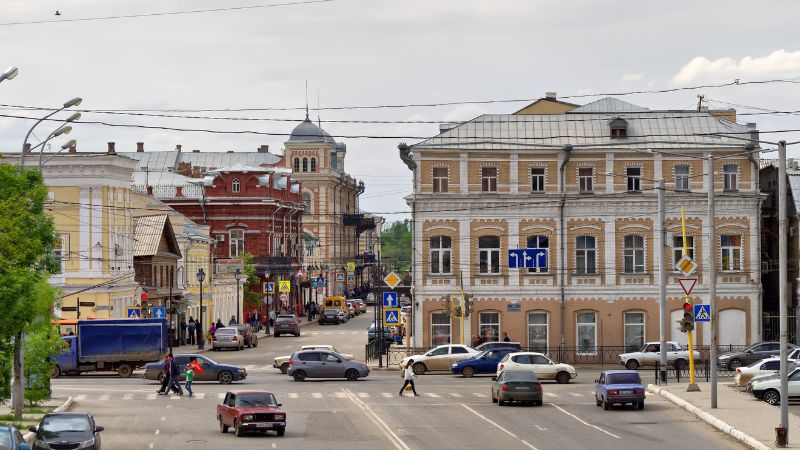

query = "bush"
[{"left": 23, "top": 326, "right": 61, "bottom": 406}]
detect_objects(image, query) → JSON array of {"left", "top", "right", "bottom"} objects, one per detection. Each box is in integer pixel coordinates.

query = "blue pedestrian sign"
[
  {"left": 263, "top": 282, "right": 275, "bottom": 294},
  {"left": 151, "top": 307, "right": 166, "bottom": 319},
  {"left": 383, "top": 308, "right": 401, "bottom": 327},
  {"left": 336, "top": 273, "right": 345, "bottom": 282},
  {"left": 694, "top": 304, "right": 711, "bottom": 322},
  {"left": 508, "top": 249, "right": 548, "bottom": 270},
  {"left": 383, "top": 291, "right": 398, "bottom": 307},
  {"left": 126, "top": 307, "right": 141, "bottom": 319}
]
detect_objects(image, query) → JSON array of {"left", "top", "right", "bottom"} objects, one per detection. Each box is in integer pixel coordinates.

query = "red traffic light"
[
  {"left": 141, "top": 293, "right": 148, "bottom": 301},
  {"left": 682, "top": 302, "right": 692, "bottom": 312}
]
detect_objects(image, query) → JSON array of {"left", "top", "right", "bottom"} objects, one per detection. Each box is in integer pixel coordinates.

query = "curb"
[
  {"left": 22, "top": 396, "right": 73, "bottom": 443},
  {"left": 647, "top": 385, "right": 770, "bottom": 450}
]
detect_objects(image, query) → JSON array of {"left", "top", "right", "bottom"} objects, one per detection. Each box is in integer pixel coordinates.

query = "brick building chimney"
[
  {"left": 176, "top": 144, "right": 182, "bottom": 152},
  {"left": 146, "top": 185, "right": 153, "bottom": 196},
  {"left": 136, "top": 142, "right": 144, "bottom": 152},
  {"left": 175, "top": 186, "right": 184, "bottom": 197},
  {"left": 258, "top": 145, "right": 269, "bottom": 153},
  {"left": 107, "top": 142, "right": 116, "bottom": 154}
]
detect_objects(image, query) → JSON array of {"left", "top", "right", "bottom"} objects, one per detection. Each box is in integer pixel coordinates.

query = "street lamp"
[
  {"left": 0, "top": 66, "right": 18, "bottom": 83},
  {"left": 20, "top": 97, "right": 82, "bottom": 168},
  {"left": 234, "top": 268, "right": 242, "bottom": 325},
  {"left": 197, "top": 268, "right": 206, "bottom": 350}
]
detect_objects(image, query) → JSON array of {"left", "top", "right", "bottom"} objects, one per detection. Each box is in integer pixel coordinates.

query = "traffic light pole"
[
  {"left": 657, "top": 178, "right": 668, "bottom": 384},
  {"left": 683, "top": 207, "right": 699, "bottom": 392},
  {"left": 778, "top": 141, "right": 789, "bottom": 441},
  {"left": 708, "top": 154, "right": 718, "bottom": 408}
]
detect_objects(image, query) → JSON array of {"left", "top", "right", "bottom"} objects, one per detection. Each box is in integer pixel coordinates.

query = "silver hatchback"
[
  {"left": 287, "top": 350, "right": 370, "bottom": 381},
  {"left": 213, "top": 327, "right": 245, "bottom": 351}
]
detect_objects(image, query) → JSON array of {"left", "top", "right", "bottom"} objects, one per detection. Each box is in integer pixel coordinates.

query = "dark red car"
[{"left": 217, "top": 390, "right": 286, "bottom": 437}]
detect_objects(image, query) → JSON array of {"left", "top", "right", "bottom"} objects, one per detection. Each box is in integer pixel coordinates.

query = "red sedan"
[{"left": 218, "top": 390, "right": 286, "bottom": 437}]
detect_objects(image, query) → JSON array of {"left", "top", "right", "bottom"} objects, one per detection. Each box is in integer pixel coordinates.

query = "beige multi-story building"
[{"left": 402, "top": 97, "right": 762, "bottom": 353}]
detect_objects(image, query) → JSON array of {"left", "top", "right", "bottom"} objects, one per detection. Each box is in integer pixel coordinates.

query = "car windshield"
[
  {"left": 0, "top": 430, "right": 12, "bottom": 448},
  {"left": 40, "top": 416, "right": 92, "bottom": 433},
  {"left": 504, "top": 371, "right": 537, "bottom": 382},
  {"left": 476, "top": 351, "right": 490, "bottom": 359},
  {"left": 216, "top": 328, "right": 235, "bottom": 335},
  {"left": 607, "top": 373, "right": 642, "bottom": 385},
  {"left": 235, "top": 393, "right": 278, "bottom": 407}
]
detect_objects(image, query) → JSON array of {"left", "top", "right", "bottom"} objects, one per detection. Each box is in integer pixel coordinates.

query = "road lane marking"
[
  {"left": 382, "top": 393, "right": 394, "bottom": 398},
  {"left": 358, "top": 392, "right": 370, "bottom": 398},
  {"left": 147, "top": 394, "right": 157, "bottom": 400},
  {"left": 154, "top": 429, "right": 160, "bottom": 435},
  {"left": 312, "top": 393, "right": 323, "bottom": 398},
  {"left": 195, "top": 393, "right": 205, "bottom": 399},
  {"left": 217, "top": 393, "right": 225, "bottom": 399},
  {"left": 98, "top": 394, "right": 109, "bottom": 401},
  {"left": 123, "top": 394, "right": 134, "bottom": 400},
  {"left": 550, "top": 404, "right": 620, "bottom": 439},
  {"left": 161, "top": 416, "right": 166, "bottom": 422},
  {"left": 288, "top": 393, "right": 299, "bottom": 399},
  {"left": 344, "top": 389, "right": 410, "bottom": 450},
  {"left": 449, "top": 393, "right": 463, "bottom": 398},
  {"left": 272, "top": 444, "right": 277, "bottom": 448},
  {"left": 424, "top": 393, "right": 440, "bottom": 398},
  {"left": 148, "top": 444, "right": 153, "bottom": 449},
  {"left": 460, "top": 404, "right": 539, "bottom": 450},
  {"left": 335, "top": 392, "right": 347, "bottom": 398},
  {"left": 569, "top": 393, "right": 583, "bottom": 397},
  {"left": 472, "top": 393, "right": 488, "bottom": 397},
  {"left": 545, "top": 393, "right": 557, "bottom": 397},
  {"left": 74, "top": 395, "right": 87, "bottom": 401}
]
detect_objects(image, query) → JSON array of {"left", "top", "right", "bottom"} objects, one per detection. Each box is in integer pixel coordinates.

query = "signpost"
[
  {"left": 346, "top": 262, "right": 356, "bottom": 273},
  {"left": 278, "top": 280, "right": 291, "bottom": 293},
  {"left": 263, "top": 282, "right": 275, "bottom": 294},
  {"left": 383, "top": 271, "right": 401, "bottom": 289},
  {"left": 151, "top": 307, "right": 166, "bottom": 320},
  {"left": 678, "top": 207, "right": 699, "bottom": 392},
  {"left": 383, "top": 308, "right": 401, "bottom": 327},
  {"left": 694, "top": 305, "right": 711, "bottom": 322},
  {"left": 383, "top": 292, "right": 398, "bottom": 308},
  {"left": 126, "top": 307, "right": 141, "bottom": 319},
  {"left": 336, "top": 273, "right": 345, "bottom": 282},
  {"left": 508, "top": 249, "right": 548, "bottom": 270},
  {"left": 347, "top": 274, "right": 355, "bottom": 285}
]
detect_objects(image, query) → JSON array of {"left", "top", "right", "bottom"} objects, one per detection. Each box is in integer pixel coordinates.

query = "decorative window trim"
[
  {"left": 576, "top": 310, "right": 598, "bottom": 355},
  {"left": 477, "top": 234, "right": 502, "bottom": 275},
  {"left": 526, "top": 310, "right": 549, "bottom": 352},
  {"left": 720, "top": 233, "right": 743, "bottom": 272},
  {"left": 623, "top": 310, "right": 646, "bottom": 352},
  {"left": 528, "top": 164, "right": 547, "bottom": 193},
  {"left": 576, "top": 165, "right": 595, "bottom": 192},
  {"left": 722, "top": 162, "right": 741, "bottom": 191},
  {"left": 232, "top": 178, "right": 241, "bottom": 193},
  {"left": 622, "top": 233, "right": 647, "bottom": 274},
  {"left": 574, "top": 234, "right": 599, "bottom": 275}
]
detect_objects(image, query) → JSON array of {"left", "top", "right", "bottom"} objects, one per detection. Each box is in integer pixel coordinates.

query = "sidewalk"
[{"left": 648, "top": 381, "right": 799, "bottom": 449}]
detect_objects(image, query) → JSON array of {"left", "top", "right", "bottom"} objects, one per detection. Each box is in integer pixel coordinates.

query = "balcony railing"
[{"left": 342, "top": 214, "right": 376, "bottom": 234}]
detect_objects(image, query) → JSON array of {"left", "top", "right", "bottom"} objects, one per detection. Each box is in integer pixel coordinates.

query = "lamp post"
[
  {"left": 0, "top": 66, "right": 18, "bottom": 83},
  {"left": 20, "top": 97, "right": 82, "bottom": 168},
  {"left": 234, "top": 268, "right": 242, "bottom": 325},
  {"left": 197, "top": 268, "right": 206, "bottom": 350}
]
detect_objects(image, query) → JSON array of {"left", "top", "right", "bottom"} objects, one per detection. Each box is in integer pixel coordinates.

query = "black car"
[
  {"left": 30, "top": 412, "right": 103, "bottom": 450},
  {"left": 318, "top": 309, "right": 340, "bottom": 325},
  {"left": 717, "top": 341, "right": 798, "bottom": 370},
  {"left": 274, "top": 315, "right": 300, "bottom": 337}
]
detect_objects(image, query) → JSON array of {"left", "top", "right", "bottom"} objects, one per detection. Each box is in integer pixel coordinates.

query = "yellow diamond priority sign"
[
  {"left": 675, "top": 255, "right": 698, "bottom": 277},
  {"left": 383, "top": 271, "right": 401, "bottom": 289}
]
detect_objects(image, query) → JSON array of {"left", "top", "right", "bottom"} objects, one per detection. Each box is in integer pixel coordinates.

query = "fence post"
[
  {"left": 676, "top": 363, "right": 681, "bottom": 383},
  {"left": 655, "top": 361, "right": 659, "bottom": 385},
  {"left": 706, "top": 359, "right": 709, "bottom": 382}
]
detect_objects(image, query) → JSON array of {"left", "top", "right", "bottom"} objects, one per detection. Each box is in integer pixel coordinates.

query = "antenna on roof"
[
  {"left": 305, "top": 80, "right": 309, "bottom": 119},
  {"left": 317, "top": 88, "right": 321, "bottom": 128}
]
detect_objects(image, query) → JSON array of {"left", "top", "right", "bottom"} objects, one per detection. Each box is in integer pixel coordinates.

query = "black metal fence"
[{"left": 653, "top": 359, "right": 737, "bottom": 384}]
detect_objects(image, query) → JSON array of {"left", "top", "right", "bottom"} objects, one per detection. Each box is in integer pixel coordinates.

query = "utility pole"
[
  {"left": 657, "top": 178, "right": 668, "bottom": 384},
  {"left": 778, "top": 140, "right": 789, "bottom": 443},
  {"left": 708, "top": 154, "right": 718, "bottom": 408}
]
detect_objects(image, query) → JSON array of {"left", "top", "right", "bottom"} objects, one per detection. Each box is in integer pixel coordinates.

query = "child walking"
[
  {"left": 184, "top": 357, "right": 196, "bottom": 397},
  {"left": 399, "top": 360, "right": 419, "bottom": 397}
]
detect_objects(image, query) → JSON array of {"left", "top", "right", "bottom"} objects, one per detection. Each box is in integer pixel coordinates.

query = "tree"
[
  {"left": 0, "top": 164, "right": 58, "bottom": 418},
  {"left": 23, "top": 321, "right": 62, "bottom": 406},
  {"left": 381, "top": 219, "right": 411, "bottom": 272},
  {"left": 240, "top": 253, "right": 261, "bottom": 311}
]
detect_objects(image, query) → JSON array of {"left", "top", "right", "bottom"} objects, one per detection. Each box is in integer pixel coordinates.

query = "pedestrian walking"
[
  {"left": 156, "top": 355, "right": 171, "bottom": 395},
  {"left": 187, "top": 317, "right": 196, "bottom": 345},
  {"left": 216, "top": 318, "right": 224, "bottom": 330},
  {"left": 180, "top": 318, "right": 187, "bottom": 345},
  {"left": 183, "top": 357, "right": 196, "bottom": 397},
  {"left": 208, "top": 323, "right": 217, "bottom": 346},
  {"left": 167, "top": 354, "right": 184, "bottom": 396},
  {"left": 399, "top": 360, "right": 419, "bottom": 397},
  {"left": 502, "top": 332, "right": 511, "bottom": 342},
  {"left": 269, "top": 310, "right": 276, "bottom": 328},
  {"left": 229, "top": 315, "right": 237, "bottom": 326}
]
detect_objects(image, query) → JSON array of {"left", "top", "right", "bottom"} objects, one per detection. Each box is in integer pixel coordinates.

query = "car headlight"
[
  {"left": 239, "top": 368, "right": 246, "bottom": 373},
  {"left": 77, "top": 437, "right": 96, "bottom": 449},
  {"left": 274, "top": 414, "right": 285, "bottom": 420},
  {"left": 243, "top": 415, "right": 253, "bottom": 421}
]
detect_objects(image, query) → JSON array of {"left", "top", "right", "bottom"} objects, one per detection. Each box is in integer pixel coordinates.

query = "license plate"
[
  {"left": 256, "top": 423, "right": 272, "bottom": 428},
  {"left": 515, "top": 386, "right": 530, "bottom": 390},
  {"left": 620, "top": 390, "right": 633, "bottom": 394}
]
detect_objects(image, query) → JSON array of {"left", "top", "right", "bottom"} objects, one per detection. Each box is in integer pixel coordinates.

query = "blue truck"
[{"left": 51, "top": 318, "right": 167, "bottom": 378}]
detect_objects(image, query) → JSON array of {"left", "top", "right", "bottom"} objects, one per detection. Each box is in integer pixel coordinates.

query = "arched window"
[
  {"left": 302, "top": 157, "right": 308, "bottom": 172},
  {"left": 623, "top": 235, "right": 645, "bottom": 273},
  {"left": 302, "top": 192, "right": 312, "bottom": 214},
  {"left": 293, "top": 158, "right": 300, "bottom": 172},
  {"left": 431, "top": 311, "right": 450, "bottom": 346},
  {"left": 479, "top": 311, "right": 500, "bottom": 342},
  {"left": 232, "top": 178, "right": 241, "bottom": 193},
  {"left": 624, "top": 311, "right": 645, "bottom": 351},
  {"left": 576, "top": 310, "right": 597, "bottom": 355},
  {"left": 310, "top": 157, "right": 317, "bottom": 172}
]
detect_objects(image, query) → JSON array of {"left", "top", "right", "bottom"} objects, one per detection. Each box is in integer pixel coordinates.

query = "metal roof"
[
  {"left": 133, "top": 215, "right": 169, "bottom": 257},
  {"left": 412, "top": 111, "right": 754, "bottom": 151},
  {"left": 132, "top": 170, "right": 198, "bottom": 187},
  {"left": 570, "top": 97, "right": 649, "bottom": 113},
  {"left": 120, "top": 150, "right": 281, "bottom": 173}
]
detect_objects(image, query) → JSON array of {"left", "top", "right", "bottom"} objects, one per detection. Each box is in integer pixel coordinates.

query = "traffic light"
[
  {"left": 442, "top": 295, "right": 451, "bottom": 317},
  {"left": 463, "top": 293, "right": 473, "bottom": 317},
  {"left": 680, "top": 302, "right": 694, "bottom": 332}
]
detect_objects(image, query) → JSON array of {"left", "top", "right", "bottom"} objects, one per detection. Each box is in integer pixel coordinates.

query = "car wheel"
[
  {"left": 234, "top": 420, "right": 244, "bottom": 437},
  {"left": 535, "top": 400, "right": 543, "bottom": 406},
  {"left": 50, "top": 365, "right": 61, "bottom": 378},
  {"left": 625, "top": 360, "right": 640, "bottom": 370},
  {"left": 274, "top": 332, "right": 280, "bottom": 337},
  {"left": 638, "top": 401, "right": 645, "bottom": 410},
  {"left": 117, "top": 364, "right": 133, "bottom": 378},
  {"left": 219, "top": 419, "right": 228, "bottom": 433},
  {"left": 218, "top": 371, "right": 233, "bottom": 384},
  {"left": 603, "top": 398, "right": 610, "bottom": 410},
  {"left": 295, "top": 332, "right": 300, "bottom": 337},
  {"left": 556, "top": 371, "right": 570, "bottom": 384},
  {"left": 412, "top": 362, "right": 427, "bottom": 375},
  {"left": 729, "top": 359, "right": 743, "bottom": 370},
  {"left": 277, "top": 427, "right": 286, "bottom": 437},
  {"left": 345, "top": 369, "right": 359, "bottom": 381},
  {"left": 764, "top": 389, "right": 781, "bottom": 405},
  {"left": 293, "top": 370, "right": 307, "bottom": 382},
  {"left": 280, "top": 363, "right": 289, "bottom": 374},
  {"left": 462, "top": 367, "right": 475, "bottom": 378}
]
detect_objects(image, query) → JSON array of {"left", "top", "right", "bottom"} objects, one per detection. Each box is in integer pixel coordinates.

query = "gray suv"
[
  {"left": 287, "top": 350, "right": 370, "bottom": 382},
  {"left": 273, "top": 314, "right": 300, "bottom": 337}
]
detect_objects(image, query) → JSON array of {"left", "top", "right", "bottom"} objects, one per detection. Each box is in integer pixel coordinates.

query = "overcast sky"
[{"left": 1, "top": 0, "right": 799, "bottom": 221}]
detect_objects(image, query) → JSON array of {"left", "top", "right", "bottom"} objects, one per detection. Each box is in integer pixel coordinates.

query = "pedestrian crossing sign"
[
  {"left": 694, "top": 304, "right": 711, "bottom": 322},
  {"left": 263, "top": 282, "right": 275, "bottom": 294},
  {"left": 383, "top": 308, "right": 401, "bottom": 327},
  {"left": 126, "top": 307, "right": 141, "bottom": 319},
  {"left": 278, "top": 280, "right": 291, "bottom": 293}
]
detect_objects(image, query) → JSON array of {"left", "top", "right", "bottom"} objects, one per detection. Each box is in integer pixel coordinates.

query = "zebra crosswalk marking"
[
  {"left": 122, "top": 394, "right": 134, "bottom": 400},
  {"left": 382, "top": 393, "right": 393, "bottom": 398},
  {"left": 449, "top": 393, "right": 463, "bottom": 398},
  {"left": 358, "top": 392, "right": 370, "bottom": 398},
  {"left": 75, "top": 395, "right": 87, "bottom": 401},
  {"left": 424, "top": 393, "right": 440, "bottom": 398},
  {"left": 217, "top": 393, "right": 225, "bottom": 399},
  {"left": 472, "top": 393, "right": 488, "bottom": 398},
  {"left": 335, "top": 392, "right": 347, "bottom": 398},
  {"left": 98, "top": 394, "right": 109, "bottom": 401},
  {"left": 312, "top": 393, "right": 323, "bottom": 399},
  {"left": 288, "top": 393, "right": 299, "bottom": 399}
]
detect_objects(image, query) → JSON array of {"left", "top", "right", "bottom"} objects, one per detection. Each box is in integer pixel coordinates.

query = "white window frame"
[
  {"left": 53, "top": 233, "right": 70, "bottom": 274},
  {"left": 481, "top": 167, "right": 497, "bottom": 192},
  {"left": 479, "top": 311, "right": 501, "bottom": 343},
  {"left": 672, "top": 235, "right": 694, "bottom": 270},
  {"left": 626, "top": 166, "right": 642, "bottom": 192},
  {"left": 232, "top": 178, "right": 241, "bottom": 193},
  {"left": 623, "top": 235, "right": 645, "bottom": 273},
  {"left": 431, "top": 311, "right": 451, "bottom": 346},
  {"left": 429, "top": 236, "right": 452, "bottom": 275},
  {"left": 293, "top": 158, "right": 300, "bottom": 172},
  {"left": 527, "top": 311, "right": 548, "bottom": 353},
  {"left": 721, "top": 234, "right": 742, "bottom": 271},
  {"left": 624, "top": 311, "right": 645, "bottom": 352},
  {"left": 229, "top": 229, "right": 245, "bottom": 258},
  {"left": 575, "top": 235, "right": 597, "bottom": 274},
  {"left": 310, "top": 157, "right": 317, "bottom": 172},
  {"left": 526, "top": 235, "right": 549, "bottom": 273},
  {"left": 302, "top": 157, "right": 308, "bottom": 172},
  {"left": 576, "top": 311, "right": 597, "bottom": 355},
  {"left": 531, "top": 167, "right": 545, "bottom": 192},
  {"left": 432, "top": 167, "right": 449, "bottom": 193},
  {"left": 578, "top": 167, "right": 593, "bottom": 192},
  {"left": 723, "top": 164, "right": 738, "bottom": 191},
  {"left": 674, "top": 164, "right": 690, "bottom": 191},
  {"left": 478, "top": 236, "right": 501, "bottom": 274}
]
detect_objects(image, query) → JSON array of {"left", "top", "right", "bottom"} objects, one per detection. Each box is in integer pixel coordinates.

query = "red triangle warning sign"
[{"left": 678, "top": 278, "right": 697, "bottom": 296}]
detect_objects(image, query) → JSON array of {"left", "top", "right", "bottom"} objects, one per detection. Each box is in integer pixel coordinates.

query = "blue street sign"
[
  {"left": 311, "top": 279, "right": 318, "bottom": 288},
  {"left": 694, "top": 304, "right": 711, "bottom": 322},
  {"left": 317, "top": 276, "right": 325, "bottom": 285},
  {"left": 151, "top": 307, "right": 166, "bottom": 319},
  {"left": 126, "top": 307, "right": 141, "bottom": 319},
  {"left": 508, "top": 249, "right": 548, "bottom": 269},
  {"left": 263, "top": 282, "right": 275, "bottom": 294},
  {"left": 383, "top": 308, "right": 401, "bottom": 326},
  {"left": 383, "top": 291, "right": 398, "bottom": 307},
  {"left": 336, "top": 273, "right": 345, "bottom": 282}
]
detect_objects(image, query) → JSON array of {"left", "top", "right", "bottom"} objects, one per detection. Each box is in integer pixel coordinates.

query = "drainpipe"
[
  {"left": 559, "top": 144, "right": 573, "bottom": 350},
  {"left": 745, "top": 124, "right": 765, "bottom": 340}
]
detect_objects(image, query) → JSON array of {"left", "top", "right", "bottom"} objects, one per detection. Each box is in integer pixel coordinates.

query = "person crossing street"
[
  {"left": 399, "top": 360, "right": 419, "bottom": 397},
  {"left": 167, "top": 354, "right": 184, "bottom": 396}
]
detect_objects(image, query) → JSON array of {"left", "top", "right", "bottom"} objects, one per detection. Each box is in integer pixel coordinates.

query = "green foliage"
[
  {"left": 381, "top": 219, "right": 411, "bottom": 272},
  {"left": 241, "top": 253, "right": 261, "bottom": 309},
  {"left": 23, "top": 324, "right": 61, "bottom": 406},
  {"left": 0, "top": 338, "right": 11, "bottom": 405}
]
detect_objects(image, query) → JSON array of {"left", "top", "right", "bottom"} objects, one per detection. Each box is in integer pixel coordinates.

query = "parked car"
[
  {"left": 231, "top": 324, "right": 258, "bottom": 348},
  {"left": 336, "top": 309, "right": 349, "bottom": 323},
  {"left": 217, "top": 390, "right": 286, "bottom": 437},
  {"left": 475, "top": 341, "right": 522, "bottom": 352},
  {"left": 354, "top": 299, "right": 367, "bottom": 314},
  {"left": 0, "top": 425, "right": 29, "bottom": 450},
  {"left": 368, "top": 322, "right": 394, "bottom": 345},
  {"left": 491, "top": 370, "right": 543, "bottom": 406},
  {"left": 365, "top": 292, "right": 376, "bottom": 305},
  {"left": 451, "top": 348, "right": 519, "bottom": 377},
  {"left": 400, "top": 344, "right": 480, "bottom": 375},
  {"left": 213, "top": 327, "right": 245, "bottom": 351},
  {"left": 346, "top": 301, "right": 359, "bottom": 316},
  {"left": 287, "top": 349, "right": 370, "bottom": 381},
  {"left": 717, "top": 341, "right": 795, "bottom": 370},
  {"left": 594, "top": 370, "right": 646, "bottom": 410},
  {"left": 618, "top": 341, "right": 700, "bottom": 370},
  {"left": 29, "top": 413, "right": 103, "bottom": 450},
  {"left": 318, "top": 309, "right": 341, "bottom": 325},
  {"left": 734, "top": 353, "right": 800, "bottom": 386},
  {"left": 144, "top": 354, "right": 247, "bottom": 384},
  {"left": 750, "top": 366, "right": 800, "bottom": 405},
  {"left": 497, "top": 352, "right": 577, "bottom": 384},
  {"left": 274, "top": 315, "right": 301, "bottom": 337},
  {"left": 273, "top": 345, "right": 354, "bottom": 374}
]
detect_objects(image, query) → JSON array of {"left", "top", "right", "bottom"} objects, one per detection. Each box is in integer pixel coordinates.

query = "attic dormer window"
[{"left": 609, "top": 117, "right": 628, "bottom": 138}]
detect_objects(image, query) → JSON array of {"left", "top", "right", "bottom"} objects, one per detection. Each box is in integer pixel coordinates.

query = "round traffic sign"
[{"left": 279, "top": 293, "right": 288, "bottom": 302}]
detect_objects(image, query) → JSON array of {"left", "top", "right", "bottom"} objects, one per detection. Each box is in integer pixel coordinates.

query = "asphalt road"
[{"left": 51, "top": 308, "right": 745, "bottom": 449}]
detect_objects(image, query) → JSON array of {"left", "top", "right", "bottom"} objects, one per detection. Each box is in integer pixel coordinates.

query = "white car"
[
  {"left": 618, "top": 341, "right": 700, "bottom": 370},
  {"left": 735, "top": 351, "right": 800, "bottom": 386},
  {"left": 400, "top": 344, "right": 479, "bottom": 375},
  {"left": 751, "top": 366, "right": 800, "bottom": 405},
  {"left": 497, "top": 352, "right": 577, "bottom": 384},
  {"left": 273, "top": 345, "right": 354, "bottom": 374}
]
